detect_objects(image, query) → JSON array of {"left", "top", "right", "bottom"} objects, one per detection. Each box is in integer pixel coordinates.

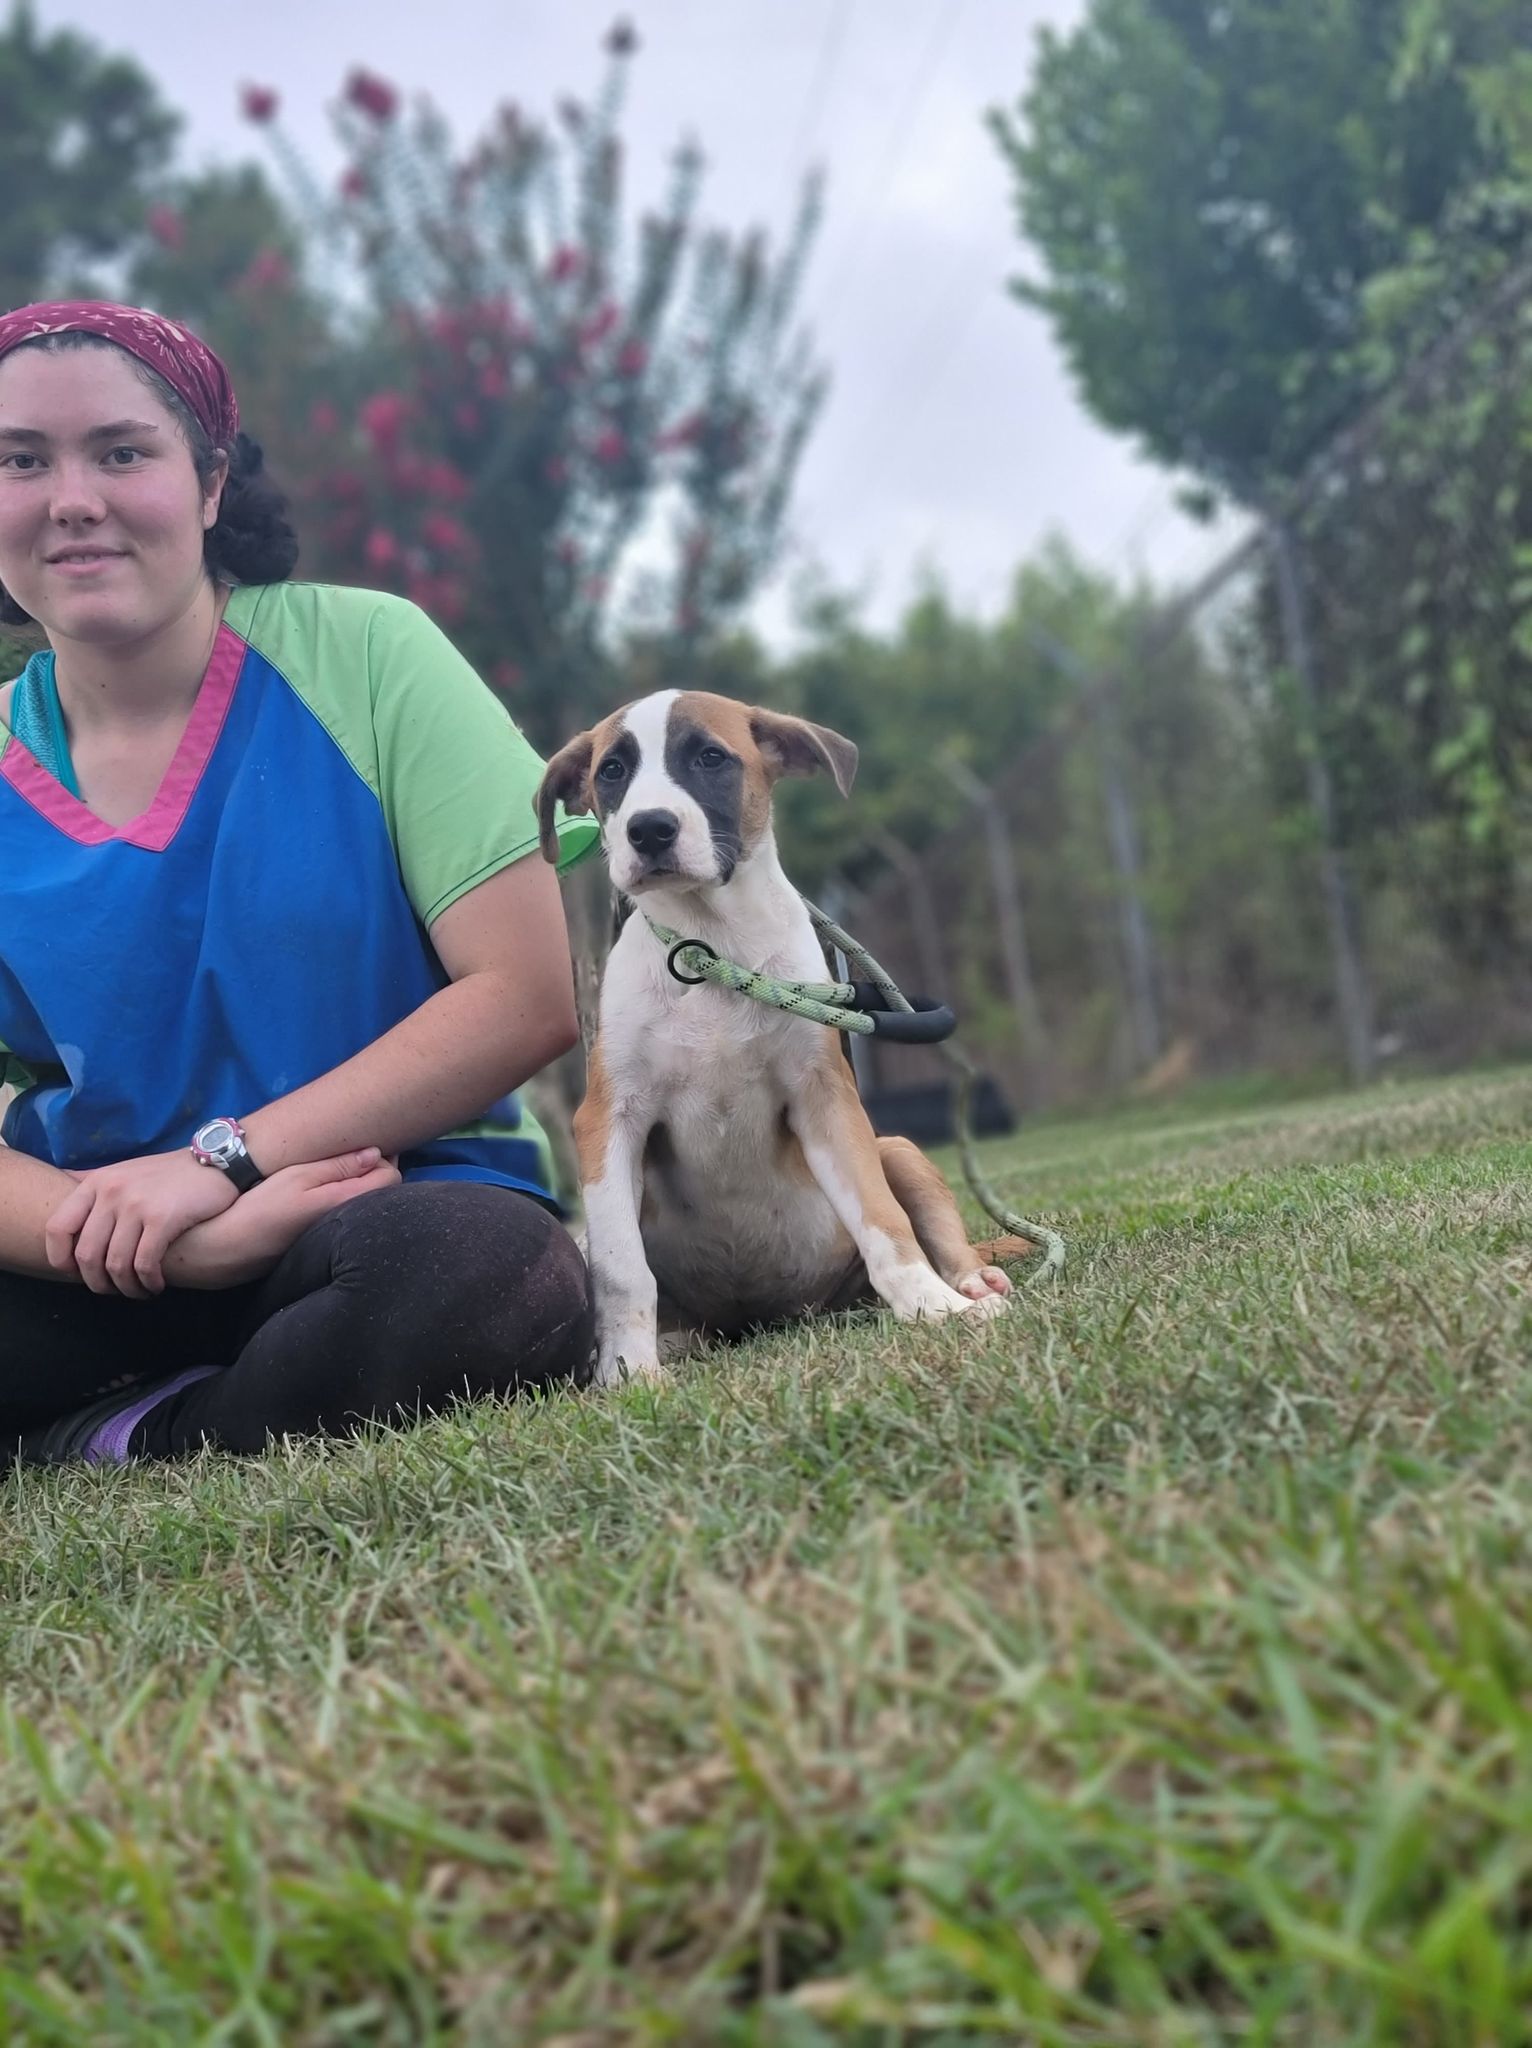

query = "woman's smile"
[{"left": 47, "top": 547, "right": 129, "bottom": 577}]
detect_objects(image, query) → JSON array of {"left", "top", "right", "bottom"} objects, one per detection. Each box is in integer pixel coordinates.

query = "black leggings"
[{"left": 1, "top": 1181, "right": 593, "bottom": 1462}]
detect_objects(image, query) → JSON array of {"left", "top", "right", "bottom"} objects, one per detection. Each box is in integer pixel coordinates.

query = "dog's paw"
[
  {"left": 592, "top": 1343, "right": 668, "bottom": 1390},
  {"left": 957, "top": 1264, "right": 1014, "bottom": 1301},
  {"left": 882, "top": 1265, "right": 1008, "bottom": 1325}
]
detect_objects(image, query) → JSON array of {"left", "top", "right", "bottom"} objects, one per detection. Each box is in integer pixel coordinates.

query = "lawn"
[{"left": 2, "top": 1066, "right": 1529, "bottom": 2044}]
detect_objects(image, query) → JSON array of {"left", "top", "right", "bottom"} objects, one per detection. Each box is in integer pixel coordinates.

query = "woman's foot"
[{"left": 16, "top": 1365, "right": 221, "bottom": 1467}]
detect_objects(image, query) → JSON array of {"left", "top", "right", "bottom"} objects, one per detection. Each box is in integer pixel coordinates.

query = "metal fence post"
[
  {"left": 1268, "top": 517, "right": 1377, "bottom": 1086},
  {"left": 938, "top": 751, "right": 1052, "bottom": 1107},
  {"left": 1025, "top": 626, "right": 1163, "bottom": 1071},
  {"left": 1093, "top": 672, "right": 1163, "bottom": 1071},
  {"left": 871, "top": 828, "right": 951, "bottom": 999}
]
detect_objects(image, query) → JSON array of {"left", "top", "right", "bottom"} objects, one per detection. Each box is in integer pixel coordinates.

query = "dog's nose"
[{"left": 627, "top": 809, "right": 679, "bottom": 855}]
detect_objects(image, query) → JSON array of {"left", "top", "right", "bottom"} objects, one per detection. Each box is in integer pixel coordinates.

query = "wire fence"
[{"left": 848, "top": 265, "right": 1532, "bottom": 1125}]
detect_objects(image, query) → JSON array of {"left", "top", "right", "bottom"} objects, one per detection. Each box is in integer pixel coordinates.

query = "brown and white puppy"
[{"left": 536, "top": 689, "right": 1029, "bottom": 1386}]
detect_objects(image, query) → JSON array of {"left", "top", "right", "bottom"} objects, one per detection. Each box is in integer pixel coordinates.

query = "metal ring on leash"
[{"left": 667, "top": 938, "right": 718, "bottom": 986}]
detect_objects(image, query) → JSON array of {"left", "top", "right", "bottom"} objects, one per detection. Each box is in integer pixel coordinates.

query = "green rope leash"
[
  {"left": 644, "top": 905, "right": 1066, "bottom": 1281},
  {"left": 645, "top": 916, "right": 878, "bottom": 1035}
]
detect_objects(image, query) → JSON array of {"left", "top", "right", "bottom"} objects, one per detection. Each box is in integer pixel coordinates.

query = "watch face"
[{"left": 197, "top": 1118, "right": 238, "bottom": 1156}]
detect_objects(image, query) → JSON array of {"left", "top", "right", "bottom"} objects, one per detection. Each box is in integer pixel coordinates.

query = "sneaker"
[{"left": 18, "top": 1365, "right": 222, "bottom": 1467}]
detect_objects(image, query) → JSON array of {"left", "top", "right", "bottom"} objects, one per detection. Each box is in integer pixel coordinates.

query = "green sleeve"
[{"left": 365, "top": 598, "right": 598, "bottom": 926}]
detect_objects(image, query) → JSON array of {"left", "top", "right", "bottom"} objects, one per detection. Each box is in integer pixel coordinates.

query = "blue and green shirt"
[{"left": 0, "top": 581, "right": 595, "bottom": 1205}]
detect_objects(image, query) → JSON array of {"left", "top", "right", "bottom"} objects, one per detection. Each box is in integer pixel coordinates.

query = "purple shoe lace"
[{"left": 83, "top": 1365, "right": 222, "bottom": 1465}]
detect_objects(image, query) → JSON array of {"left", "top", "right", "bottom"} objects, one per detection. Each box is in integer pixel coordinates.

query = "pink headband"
[{"left": 0, "top": 300, "right": 240, "bottom": 448}]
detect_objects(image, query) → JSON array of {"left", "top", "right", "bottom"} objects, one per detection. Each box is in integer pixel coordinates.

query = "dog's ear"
[
  {"left": 534, "top": 730, "right": 596, "bottom": 863},
  {"left": 748, "top": 709, "right": 858, "bottom": 798}
]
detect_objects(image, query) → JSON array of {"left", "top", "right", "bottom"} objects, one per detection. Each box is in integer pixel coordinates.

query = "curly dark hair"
[{"left": 0, "top": 330, "right": 299, "bottom": 629}]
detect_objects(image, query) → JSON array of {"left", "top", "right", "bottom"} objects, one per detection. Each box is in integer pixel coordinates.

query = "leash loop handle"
[{"left": 859, "top": 995, "right": 958, "bottom": 1044}]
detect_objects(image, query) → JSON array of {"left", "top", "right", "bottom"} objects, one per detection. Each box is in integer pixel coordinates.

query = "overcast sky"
[{"left": 38, "top": 0, "right": 1242, "bottom": 638}]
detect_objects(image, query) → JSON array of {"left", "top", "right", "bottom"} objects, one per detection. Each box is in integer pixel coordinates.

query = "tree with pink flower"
[{"left": 242, "top": 20, "right": 825, "bottom": 749}]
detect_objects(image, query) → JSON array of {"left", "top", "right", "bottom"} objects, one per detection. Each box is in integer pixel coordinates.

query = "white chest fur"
[{"left": 595, "top": 881, "right": 856, "bottom": 1330}]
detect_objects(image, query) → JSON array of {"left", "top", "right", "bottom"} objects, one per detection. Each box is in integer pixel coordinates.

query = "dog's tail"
[{"left": 973, "top": 1232, "right": 1041, "bottom": 1268}]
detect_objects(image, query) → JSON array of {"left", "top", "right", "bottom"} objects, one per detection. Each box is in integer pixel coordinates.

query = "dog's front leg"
[
  {"left": 575, "top": 1065, "right": 663, "bottom": 1387},
  {"left": 789, "top": 1061, "right": 1004, "bottom": 1325}
]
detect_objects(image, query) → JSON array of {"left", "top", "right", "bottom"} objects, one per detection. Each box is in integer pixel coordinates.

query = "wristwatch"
[{"left": 190, "top": 1115, "right": 265, "bottom": 1194}]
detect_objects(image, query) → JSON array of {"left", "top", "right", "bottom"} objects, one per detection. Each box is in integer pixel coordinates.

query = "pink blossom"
[
  {"left": 433, "top": 578, "right": 467, "bottom": 626},
  {"left": 422, "top": 511, "right": 470, "bottom": 556},
  {"left": 579, "top": 302, "right": 619, "bottom": 347},
  {"left": 345, "top": 69, "right": 399, "bottom": 122},
  {"left": 616, "top": 338, "right": 648, "bottom": 377},
  {"left": 477, "top": 363, "right": 508, "bottom": 400},
  {"left": 658, "top": 411, "right": 705, "bottom": 451},
  {"left": 453, "top": 401, "right": 480, "bottom": 432},
  {"left": 548, "top": 245, "right": 583, "bottom": 283},
  {"left": 309, "top": 400, "right": 340, "bottom": 435},
  {"left": 423, "top": 459, "right": 471, "bottom": 502},
  {"left": 402, "top": 569, "right": 463, "bottom": 623},
  {"left": 242, "top": 248, "right": 291, "bottom": 291},
  {"left": 359, "top": 391, "right": 409, "bottom": 454},
  {"left": 365, "top": 528, "right": 401, "bottom": 570},
  {"left": 593, "top": 427, "right": 626, "bottom": 466},
  {"left": 147, "top": 205, "right": 184, "bottom": 251},
  {"left": 241, "top": 84, "right": 279, "bottom": 123},
  {"left": 340, "top": 166, "right": 370, "bottom": 202}
]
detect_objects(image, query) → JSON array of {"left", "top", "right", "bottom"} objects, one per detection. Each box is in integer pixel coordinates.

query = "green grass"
[{"left": 2, "top": 1066, "right": 1530, "bottom": 2044}]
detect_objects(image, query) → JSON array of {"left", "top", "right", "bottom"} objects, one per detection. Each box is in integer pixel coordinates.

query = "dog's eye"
[
  {"left": 596, "top": 756, "right": 628, "bottom": 783},
  {"left": 696, "top": 745, "right": 729, "bottom": 769}
]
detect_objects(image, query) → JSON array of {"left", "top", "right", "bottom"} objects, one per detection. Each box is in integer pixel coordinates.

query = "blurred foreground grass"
[{"left": 2, "top": 1066, "right": 1530, "bottom": 2043}]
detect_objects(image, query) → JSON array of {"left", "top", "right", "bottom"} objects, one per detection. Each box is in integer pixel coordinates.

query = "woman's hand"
[
  {"left": 46, "top": 1149, "right": 242, "bottom": 1297},
  {"left": 165, "top": 1149, "right": 402, "bottom": 1291}
]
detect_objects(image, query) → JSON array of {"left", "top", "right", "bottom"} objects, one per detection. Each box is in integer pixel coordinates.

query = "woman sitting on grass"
[{"left": 0, "top": 300, "right": 595, "bottom": 1467}]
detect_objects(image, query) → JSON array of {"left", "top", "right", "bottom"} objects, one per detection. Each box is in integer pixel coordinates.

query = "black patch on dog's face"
[
  {"left": 591, "top": 727, "right": 640, "bottom": 820},
  {"left": 665, "top": 716, "right": 745, "bottom": 880}
]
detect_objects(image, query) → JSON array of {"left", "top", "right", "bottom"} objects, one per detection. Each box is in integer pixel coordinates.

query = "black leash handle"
[{"left": 846, "top": 983, "right": 958, "bottom": 1045}]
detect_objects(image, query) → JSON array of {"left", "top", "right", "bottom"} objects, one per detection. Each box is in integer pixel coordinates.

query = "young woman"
[{"left": 0, "top": 301, "right": 597, "bottom": 1465}]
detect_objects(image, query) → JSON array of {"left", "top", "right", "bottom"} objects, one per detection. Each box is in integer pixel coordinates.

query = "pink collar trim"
[{"left": 0, "top": 622, "right": 245, "bottom": 850}]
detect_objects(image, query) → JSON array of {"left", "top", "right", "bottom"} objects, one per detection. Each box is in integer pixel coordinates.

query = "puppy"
[{"left": 536, "top": 691, "right": 1032, "bottom": 1386}]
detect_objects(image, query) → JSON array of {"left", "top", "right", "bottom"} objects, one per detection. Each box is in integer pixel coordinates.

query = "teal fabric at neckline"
[{"left": 8, "top": 650, "right": 81, "bottom": 798}]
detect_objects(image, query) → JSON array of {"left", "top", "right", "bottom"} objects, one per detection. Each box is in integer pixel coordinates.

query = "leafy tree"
[
  {"left": 991, "top": 0, "right": 1522, "bottom": 503},
  {"left": 245, "top": 27, "right": 826, "bottom": 751},
  {"left": 994, "top": 0, "right": 1532, "bottom": 977},
  {"left": 759, "top": 541, "right": 1123, "bottom": 894},
  {"left": 0, "top": 1, "right": 179, "bottom": 313},
  {"left": 125, "top": 164, "right": 358, "bottom": 502}
]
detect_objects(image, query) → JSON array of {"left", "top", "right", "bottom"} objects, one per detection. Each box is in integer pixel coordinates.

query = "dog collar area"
[{"left": 642, "top": 914, "right": 958, "bottom": 1045}]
